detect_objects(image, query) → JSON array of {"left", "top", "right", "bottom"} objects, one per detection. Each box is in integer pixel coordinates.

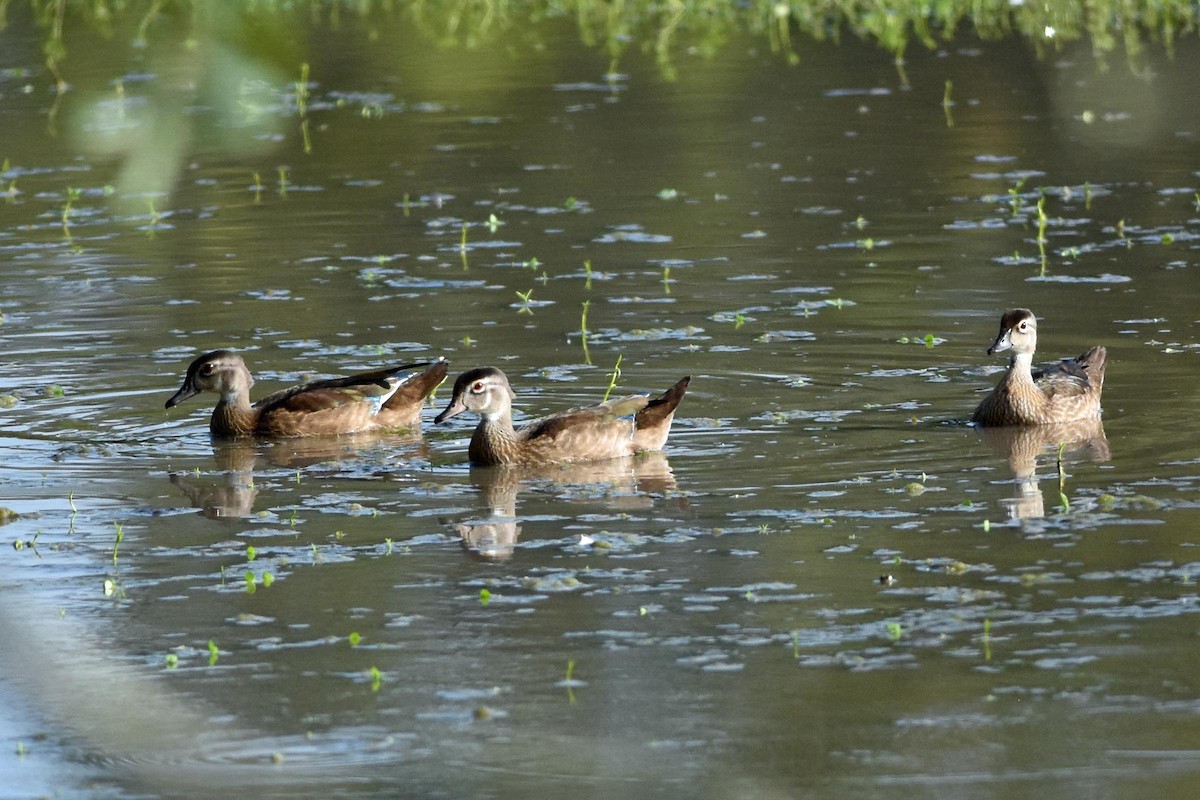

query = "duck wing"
[
  {"left": 255, "top": 362, "right": 434, "bottom": 414},
  {"left": 520, "top": 394, "right": 649, "bottom": 443},
  {"left": 1032, "top": 358, "right": 1092, "bottom": 400}
]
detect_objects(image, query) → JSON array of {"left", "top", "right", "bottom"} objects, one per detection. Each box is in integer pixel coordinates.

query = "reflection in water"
[
  {"left": 454, "top": 452, "right": 678, "bottom": 560},
  {"left": 977, "top": 419, "right": 1110, "bottom": 521},
  {"left": 170, "top": 433, "right": 428, "bottom": 519}
]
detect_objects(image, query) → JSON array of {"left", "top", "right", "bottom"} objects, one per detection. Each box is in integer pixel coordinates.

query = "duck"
[
  {"left": 165, "top": 350, "right": 448, "bottom": 437},
  {"left": 434, "top": 366, "right": 690, "bottom": 466},
  {"left": 971, "top": 308, "right": 1106, "bottom": 427}
]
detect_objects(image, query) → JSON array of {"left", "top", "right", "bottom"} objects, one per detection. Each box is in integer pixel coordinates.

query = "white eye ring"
[{"left": 471, "top": 382, "right": 485, "bottom": 393}]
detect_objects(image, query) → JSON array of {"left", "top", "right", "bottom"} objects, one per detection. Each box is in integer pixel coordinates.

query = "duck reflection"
[
  {"left": 170, "top": 432, "right": 428, "bottom": 519},
  {"left": 453, "top": 451, "right": 678, "bottom": 560},
  {"left": 977, "top": 418, "right": 1109, "bottom": 521}
]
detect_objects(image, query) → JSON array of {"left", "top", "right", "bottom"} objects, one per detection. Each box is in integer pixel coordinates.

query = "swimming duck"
[
  {"left": 972, "top": 309, "right": 1106, "bottom": 427},
  {"left": 165, "top": 350, "right": 448, "bottom": 437},
  {"left": 435, "top": 366, "right": 689, "bottom": 466}
]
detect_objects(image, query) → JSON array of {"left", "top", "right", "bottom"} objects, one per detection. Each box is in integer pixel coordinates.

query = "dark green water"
[{"left": 2, "top": 10, "right": 1200, "bottom": 798}]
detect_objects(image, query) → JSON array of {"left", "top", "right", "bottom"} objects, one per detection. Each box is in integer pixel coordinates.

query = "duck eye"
[
  {"left": 201, "top": 364, "right": 216, "bottom": 376},
  {"left": 470, "top": 381, "right": 485, "bottom": 393}
]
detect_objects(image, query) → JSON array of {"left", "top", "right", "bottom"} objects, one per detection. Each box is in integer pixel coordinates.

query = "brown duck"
[
  {"left": 165, "top": 350, "right": 448, "bottom": 437},
  {"left": 971, "top": 309, "right": 1106, "bottom": 427},
  {"left": 435, "top": 366, "right": 689, "bottom": 466}
]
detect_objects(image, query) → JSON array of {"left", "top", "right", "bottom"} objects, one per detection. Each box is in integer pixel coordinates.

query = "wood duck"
[
  {"left": 971, "top": 309, "right": 1106, "bottom": 427},
  {"left": 435, "top": 366, "right": 690, "bottom": 466},
  {"left": 165, "top": 350, "right": 448, "bottom": 437}
]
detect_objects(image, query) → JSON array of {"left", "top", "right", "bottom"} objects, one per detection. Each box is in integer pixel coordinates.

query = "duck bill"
[
  {"left": 434, "top": 397, "right": 467, "bottom": 424},
  {"left": 986, "top": 329, "right": 1013, "bottom": 356},
  {"left": 165, "top": 381, "right": 199, "bottom": 409}
]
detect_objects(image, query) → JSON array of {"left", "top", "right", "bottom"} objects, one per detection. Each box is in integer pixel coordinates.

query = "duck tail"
[
  {"left": 377, "top": 359, "right": 450, "bottom": 428},
  {"left": 1076, "top": 346, "right": 1107, "bottom": 390},
  {"left": 632, "top": 376, "right": 690, "bottom": 451}
]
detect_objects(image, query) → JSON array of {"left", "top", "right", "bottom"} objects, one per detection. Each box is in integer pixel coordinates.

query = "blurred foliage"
[
  {"left": 2, "top": 0, "right": 1194, "bottom": 201},
  {"left": 5, "top": 0, "right": 1199, "bottom": 82}
]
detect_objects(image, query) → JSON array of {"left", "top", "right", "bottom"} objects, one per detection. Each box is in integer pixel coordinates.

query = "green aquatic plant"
[
  {"left": 262, "top": 571, "right": 274, "bottom": 587},
  {"left": 601, "top": 354, "right": 623, "bottom": 402},
  {"left": 487, "top": 213, "right": 500, "bottom": 233},
  {"left": 246, "top": 544, "right": 257, "bottom": 561},
  {"left": 479, "top": 588, "right": 491, "bottom": 606},
  {"left": 582, "top": 259, "right": 594, "bottom": 290},
  {"left": 369, "top": 666, "right": 382, "bottom": 692},
  {"left": 886, "top": 622, "right": 903, "bottom": 641},
  {"left": 295, "top": 62, "right": 310, "bottom": 117},
  {"left": 942, "top": 79, "right": 954, "bottom": 127},
  {"left": 207, "top": 640, "right": 219, "bottom": 666},
  {"left": 60, "top": 186, "right": 81, "bottom": 240},
  {"left": 244, "top": 571, "right": 256, "bottom": 593},
  {"left": 111, "top": 522, "right": 123, "bottom": 565},
  {"left": 580, "top": 299, "right": 592, "bottom": 365},
  {"left": 515, "top": 288, "right": 534, "bottom": 314},
  {"left": 1008, "top": 177, "right": 1026, "bottom": 215},
  {"left": 1056, "top": 441, "right": 1070, "bottom": 512},
  {"left": 348, "top": 631, "right": 362, "bottom": 647}
]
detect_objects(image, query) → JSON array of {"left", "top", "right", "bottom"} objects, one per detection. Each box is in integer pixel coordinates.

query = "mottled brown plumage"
[
  {"left": 435, "top": 366, "right": 690, "bottom": 466},
  {"left": 972, "top": 309, "right": 1106, "bottom": 427},
  {"left": 165, "top": 350, "right": 448, "bottom": 437}
]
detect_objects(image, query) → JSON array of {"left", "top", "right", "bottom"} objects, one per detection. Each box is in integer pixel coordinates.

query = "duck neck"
[
  {"left": 470, "top": 409, "right": 518, "bottom": 465},
  {"left": 1007, "top": 351, "right": 1035, "bottom": 385},
  {"left": 211, "top": 390, "right": 258, "bottom": 436}
]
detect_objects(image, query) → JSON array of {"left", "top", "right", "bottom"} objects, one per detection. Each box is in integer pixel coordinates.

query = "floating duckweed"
[
  {"left": 479, "top": 588, "right": 492, "bottom": 606},
  {"left": 207, "top": 640, "right": 219, "bottom": 666},
  {"left": 246, "top": 545, "right": 257, "bottom": 562},
  {"left": 905, "top": 482, "right": 926, "bottom": 496},
  {"left": 369, "top": 666, "right": 382, "bottom": 692},
  {"left": 886, "top": 622, "right": 903, "bottom": 641},
  {"left": 165, "top": 653, "right": 178, "bottom": 669},
  {"left": 262, "top": 572, "right": 275, "bottom": 588},
  {"left": 348, "top": 631, "right": 362, "bottom": 647}
]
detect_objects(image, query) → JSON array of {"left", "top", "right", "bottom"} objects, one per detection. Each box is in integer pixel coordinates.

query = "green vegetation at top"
[{"left": 11, "top": 0, "right": 1200, "bottom": 84}]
